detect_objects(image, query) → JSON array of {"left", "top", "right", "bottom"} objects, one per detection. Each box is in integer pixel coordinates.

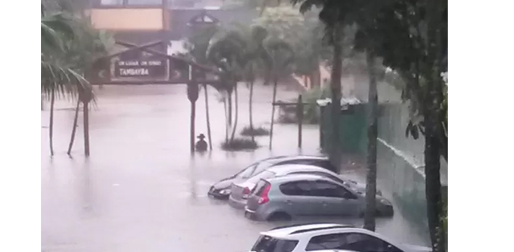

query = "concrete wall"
[{"left": 90, "top": 8, "right": 164, "bottom": 30}]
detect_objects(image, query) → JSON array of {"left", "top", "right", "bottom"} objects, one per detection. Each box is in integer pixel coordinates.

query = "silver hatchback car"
[
  {"left": 229, "top": 164, "right": 377, "bottom": 210},
  {"left": 244, "top": 174, "right": 393, "bottom": 221}
]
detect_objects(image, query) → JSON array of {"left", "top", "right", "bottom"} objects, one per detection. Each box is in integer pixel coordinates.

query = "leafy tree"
[
  {"left": 237, "top": 25, "right": 272, "bottom": 141},
  {"left": 299, "top": 0, "right": 448, "bottom": 250},
  {"left": 264, "top": 37, "right": 294, "bottom": 148},
  {"left": 206, "top": 27, "right": 247, "bottom": 142},
  {"left": 355, "top": 1, "right": 448, "bottom": 250},
  {"left": 289, "top": 0, "right": 359, "bottom": 175},
  {"left": 254, "top": 5, "right": 329, "bottom": 86}
]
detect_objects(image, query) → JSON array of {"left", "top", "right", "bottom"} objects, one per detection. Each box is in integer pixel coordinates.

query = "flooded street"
[{"left": 41, "top": 83, "right": 427, "bottom": 252}]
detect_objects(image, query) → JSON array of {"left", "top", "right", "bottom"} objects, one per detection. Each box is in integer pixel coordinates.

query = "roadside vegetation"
[
  {"left": 221, "top": 137, "right": 259, "bottom": 151},
  {"left": 240, "top": 126, "right": 270, "bottom": 136}
]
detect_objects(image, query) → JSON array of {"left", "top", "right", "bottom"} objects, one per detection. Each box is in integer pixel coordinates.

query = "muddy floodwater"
[{"left": 41, "top": 83, "right": 427, "bottom": 252}]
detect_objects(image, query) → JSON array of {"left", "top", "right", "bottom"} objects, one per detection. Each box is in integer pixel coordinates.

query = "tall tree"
[
  {"left": 206, "top": 27, "right": 247, "bottom": 142},
  {"left": 254, "top": 5, "right": 329, "bottom": 87},
  {"left": 350, "top": 0, "right": 384, "bottom": 232},
  {"left": 238, "top": 25, "right": 271, "bottom": 141},
  {"left": 264, "top": 37, "right": 294, "bottom": 148},
  {"left": 352, "top": 0, "right": 448, "bottom": 250},
  {"left": 290, "top": 0, "right": 360, "bottom": 171},
  {"left": 186, "top": 25, "right": 221, "bottom": 145},
  {"left": 41, "top": 2, "right": 89, "bottom": 155}
]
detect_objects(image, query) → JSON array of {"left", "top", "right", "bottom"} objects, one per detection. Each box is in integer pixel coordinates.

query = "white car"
[{"left": 249, "top": 223, "right": 432, "bottom": 252}]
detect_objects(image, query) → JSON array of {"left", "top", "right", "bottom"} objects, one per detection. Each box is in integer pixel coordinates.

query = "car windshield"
[
  {"left": 234, "top": 163, "right": 259, "bottom": 178},
  {"left": 252, "top": 235, "right": 298, "bottom": 252},
  {"left": 234, "top": 157, "right": 284, "bottom": 179},
  {"left": 248, "top": 170, "right": 276, "bottom": 184}
]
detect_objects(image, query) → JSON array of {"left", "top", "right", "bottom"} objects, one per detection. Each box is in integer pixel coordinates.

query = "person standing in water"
[{"left": 195, "top": 134, "right": 208, "bottom": 152}]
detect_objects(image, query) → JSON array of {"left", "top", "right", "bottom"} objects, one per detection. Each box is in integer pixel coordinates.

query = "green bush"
[
  {"left": 221, "top": 138, "right": 259, "bottom": 151},
  {"left": 240, "top": 126, "right": 270, "bottom": 136}
]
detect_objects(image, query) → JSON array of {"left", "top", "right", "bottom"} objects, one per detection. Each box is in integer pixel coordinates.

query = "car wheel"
[{"left": 267, "top": 212, "right": 292, "bottom": 222}]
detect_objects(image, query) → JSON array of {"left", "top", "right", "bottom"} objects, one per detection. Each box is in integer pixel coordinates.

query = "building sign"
[{"left": 114, "top": 58, "right": 168, "bottom": 79}]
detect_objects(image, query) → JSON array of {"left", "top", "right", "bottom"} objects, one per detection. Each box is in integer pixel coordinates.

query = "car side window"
[
  {"left": 340, "top": 233, "right": 404, "bottom": 252},
  {"left": 311, "top": 180, "right": 357, "bottom": 199},
  {"left": 306, "top": 233, "right": 403, "bottom": 252},
  {"left": 276, "top": 159, "right": 313, "bottom": 166},
  {"left": 311, "top": 160, "right": 335, "bottom": 170},
  {"left": 279, "top": 181, "right": 313, "bottom": 196},
  {"left": 306, "top": 233, "right": 346, "bottom": 251}
]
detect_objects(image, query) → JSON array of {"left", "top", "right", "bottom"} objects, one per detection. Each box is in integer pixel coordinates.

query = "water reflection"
[
  {"left": 80, "top": 158, "right": 92, "bottom": 216},
  {"left": 189, "top": 155, "right": 198, "bottom": 200}
]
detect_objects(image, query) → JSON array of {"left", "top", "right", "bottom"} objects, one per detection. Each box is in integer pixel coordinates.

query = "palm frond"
[{"left": 41, "top": 60, "right": 91, "bottom": 99}]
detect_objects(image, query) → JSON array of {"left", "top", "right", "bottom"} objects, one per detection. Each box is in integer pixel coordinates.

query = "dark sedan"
[{"left": 208, "top": 155, "right": 331, "bottom": 200}]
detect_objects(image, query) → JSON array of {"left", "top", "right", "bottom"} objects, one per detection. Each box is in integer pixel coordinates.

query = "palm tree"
[
  {"left": 206, "top": 28, "right": 247, "bottom": 142},
  {"left": 42, "top": 1, "right": 112, "bottom": 156},
  {"left": 41, "top": 7, "right": 90, "bottom": 155},
  {"left": 238, "top": 25, "right": 271, "bottom": 142},
  {"left": 203, "top": 84, "right": 213, "bottom": 150},
  {"left": 186, "top": 25, "right": 221, "bottom": 148},
  {"left": 264, "top": 37, "right": 294, "bottom": 149}
]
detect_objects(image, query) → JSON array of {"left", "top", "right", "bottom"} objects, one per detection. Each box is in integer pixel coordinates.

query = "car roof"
[
  {"left": 262, "top": 155, "right": 328, "bottom": 164},
  {"left": 265, "top": 173, "right": 330, "bottom": 184},
  {"left": 261, "top": 223, "right": 353, "bottom": 238},
  {"left": 306, "top": 250, "right": 358, "bottom": 252},
  {"left": 277, "top": 155, "right": 328, "bottom": 161},
  {"left": 266, "top": 164, "right": 332, "bottom": 175}
]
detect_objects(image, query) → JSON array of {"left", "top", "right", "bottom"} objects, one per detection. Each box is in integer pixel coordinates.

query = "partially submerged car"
[
  {"left": 228, "top": 164, "right": 374, "bottom": 210},
  {"left": 244, "top": 173, "right": 394, "bottom": 221},
  {"left": 208, "top": 155, "right": 331, "bottom": 200}
]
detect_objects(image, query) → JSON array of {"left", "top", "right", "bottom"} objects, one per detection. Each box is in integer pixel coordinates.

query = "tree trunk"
[
  {"left": 310, "top": 64, "right": 321, "bottom": 88},
  {"left": 223, "top": 98, "right": 229, "bottom": 142},
  {"left": 204, "top": 84, "right": 213, "bottom": 150},
  {"left": 230, "top": 82, "right": 239, "bottom": 141},
  {"left": 329, "top": 25, "right": 343, "bottom": 170},
  {"left": 425, "top": 0, "right": 446, "bottom": 250},
  {"left": 67, "top": 99, "right": 80, "bottom": 155},
  {"left": 227, "top": 92, "right": 233, "bottom": 127},
  {"left": 190, "top": 101, "right": 196, "bottom": 153},
  {"left": 83, "top": 101, "right": 90, "bottom": 156},
  {"left": 49, "top": 89, "right": 55, "bottom": 156},
  {"left": 363, "top": 51, "right": 378, "bottom": 231},
  {"left": 249, "top": 80, "right": 255, "bottom": 142},
  {"left": 269, "top": 75, "right": 278, "bottom": 149},
  {"left": 264, "top": 71, "right": 271, "bottom": 86},
  {"left": 424, "top": 119, "right": 445, "bottom": 252}
]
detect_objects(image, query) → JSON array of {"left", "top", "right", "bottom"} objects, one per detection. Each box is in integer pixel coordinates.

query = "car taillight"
[
  {"left": 258, "top": 184, "right": 271, "bottom": 205},
  {"left": 242, "top": 187, "right": 250, "bottom": 199}
]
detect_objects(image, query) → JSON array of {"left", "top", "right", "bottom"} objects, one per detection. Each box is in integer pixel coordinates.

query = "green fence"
[
  {"left": 320, "top": 102, "right": 448, "bottom": 244},
  {"left": 320, "top": 103, "right": 368, "bottom": 155}
]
